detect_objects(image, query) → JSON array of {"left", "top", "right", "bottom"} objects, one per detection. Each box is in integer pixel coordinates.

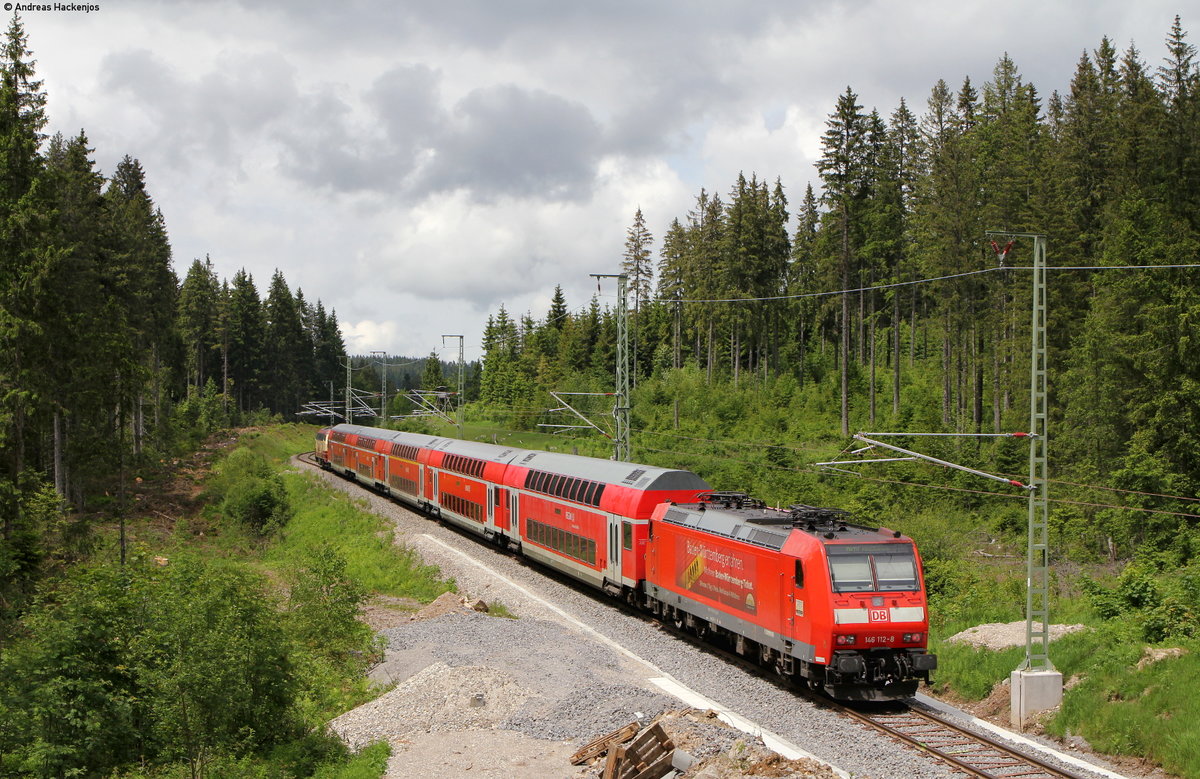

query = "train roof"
[
  {"left": 330, "top": 423, "right": 709, "bottom": 493},
  {"left": 508, "top": 448, "right": 709, "bottom": 492},
  {"left": 660, "top": 503, "right": 793, "bottom": 551},
  {"left": 658, "top": 492, "right": 908, "bottom": 552}
]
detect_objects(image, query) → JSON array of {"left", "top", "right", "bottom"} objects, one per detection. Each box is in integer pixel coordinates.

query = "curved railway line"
[{"left": 297, "top": 449, "right": 1119, "bottom": 779}]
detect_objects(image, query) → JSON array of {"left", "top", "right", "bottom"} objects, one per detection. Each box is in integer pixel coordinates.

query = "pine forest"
[
  {"left": 0, "top": 15, "right": 347, "bottom": 598},
  {"left": 2, "top": 10, "right": 1200, "bottom": 779},
  {"left": 470, "top": 22, "right": 1200, "bottom": 571}
]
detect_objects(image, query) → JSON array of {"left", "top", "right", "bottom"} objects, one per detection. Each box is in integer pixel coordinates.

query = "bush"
[
  {"left": 221, "top": 475, "right": 291, "bottom": 535},
  {"left": 0, "top": 556, "right": 302, "bottom": 778},
  {"left": 209, "top": 447, "right": 293, "bottom": 535}
]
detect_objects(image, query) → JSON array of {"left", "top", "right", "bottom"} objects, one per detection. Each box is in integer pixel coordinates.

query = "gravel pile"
[
  {"left": 945, "top": 621, "right": 1090, "bottom": 651},
  {"left": 304, "top": 460, "right": 1135, "bottom": 779},
  {"left": 375, "top": 611, "right": 679, "bottom": 743},
  {"left": 329, "top": 661, "right": 532, "bottom": 749}
]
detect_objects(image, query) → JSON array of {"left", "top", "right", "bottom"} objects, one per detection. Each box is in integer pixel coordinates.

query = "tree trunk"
[
  {"left": 993, "top": 347, "right": 1002, "bottom": 433},
  {"left": 841, "top": 291, "right": 850, "bottom": 436},
  {"left": 53, "top": 411, "right": 65, "bottom": 500},
  {"left": 732, "top": 324, "right": 739, "bottom": 388},
  {"left": 869, "top": 298, "right": 877, "bottom": 426},
  {"left": 893, "top": 288, "right": 901, "bottom": 414},
  {"left": 706, "top": 318, "right": 714, "bottom": 382},
  {"left": 972, "top": 324, "right": 983, "bottom": 431},
  {"left": 941, "top": 322, "right": 952, "bottom": 428}
]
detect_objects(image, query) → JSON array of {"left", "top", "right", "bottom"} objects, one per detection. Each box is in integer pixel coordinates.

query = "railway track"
[
  {"left": 825, "top": 699, "right": 1092, "bottom": 778},
  {"left": 298, "top": 450, "right": 1111, "bottom": 779}
]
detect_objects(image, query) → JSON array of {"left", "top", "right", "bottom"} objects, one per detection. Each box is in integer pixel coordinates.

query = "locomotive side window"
[{"left": 794, "top": 559, "right": 804, "bottom": 588}]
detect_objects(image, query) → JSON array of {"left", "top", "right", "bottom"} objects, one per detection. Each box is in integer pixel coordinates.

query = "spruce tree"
[{"left": 818, "top": 86, "right": 868, "bottom": 435}]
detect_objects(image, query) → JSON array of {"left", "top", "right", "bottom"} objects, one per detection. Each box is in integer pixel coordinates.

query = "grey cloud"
[
  {"left": 417, "top": 85, "right": 602, "bottom": 202},
  {"left": 278, "top": 74, "right": 604, "bottom": 204},
  {"left": 100, "top": 48, "right": 299, "bottom": 174},
  {"left": 277, "top": 65, "right": 445, "bottom": 192},
  {"left": 367, "top": 64, "right": 445, "bottom": 149}
]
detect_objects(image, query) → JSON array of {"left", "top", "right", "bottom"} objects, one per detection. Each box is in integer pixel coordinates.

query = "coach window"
[
  {"left": 794, "top": 559, "right": 805, "bottom": 588},
  {"left": 622, "top": 521, "right": 633, "bottom": 551}
]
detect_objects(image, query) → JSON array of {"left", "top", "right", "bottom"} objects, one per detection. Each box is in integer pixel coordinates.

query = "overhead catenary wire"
[
  {"left": 639, "top": 443, "right": 1200, "bottom": 519},
  {"left": 639, "top": 262, "right": 1200, "bottom": 306},
  {"left": 435, "top": 404, "right": 1200, "bottom": 509},
  {"left": 461, "top": 259, "right": 1200, "bottom": 358}
]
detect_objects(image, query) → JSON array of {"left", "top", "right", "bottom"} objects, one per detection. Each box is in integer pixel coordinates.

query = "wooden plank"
[
  {"left": 612, "top": 723, "right": 675, "bottom": 779},
  {"left": 629, "top": 752, "right": 675, "bottom": 779},
  {"left": 602, "top": 744, "right": 626, "bottom": 779},
  {"left": 571, "top": 721, "right": 640, "bottom": 765}
]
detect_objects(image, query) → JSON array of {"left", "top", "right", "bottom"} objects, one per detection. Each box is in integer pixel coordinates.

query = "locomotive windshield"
[{"left": 828, "top": 543, "right": 918, "bottom": 593}]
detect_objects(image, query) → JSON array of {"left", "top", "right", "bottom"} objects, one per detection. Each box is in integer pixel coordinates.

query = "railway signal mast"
[
  {"left": 817, "top": 232, "right": 1060, "bottom": 727},
  {"left": 369, "top": 351, "right": 387, "bottom": 420},
  {"left": 442, "top": 335, "right": 465, "bottom": 437},
  {"left": 988, "top": 231, "right": 1060, "bottom": 727},
  {"left": 591, "top": 273, "right": 631, "bottom": 462}
]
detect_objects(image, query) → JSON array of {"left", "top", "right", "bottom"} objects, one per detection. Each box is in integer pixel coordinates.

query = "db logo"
[{"left": 868, "top": 608, "right": 890, "bottom": 623}]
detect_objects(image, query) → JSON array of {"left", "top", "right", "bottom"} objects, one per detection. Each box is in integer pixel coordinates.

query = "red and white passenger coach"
[{"left": 315, "top": 423, "right": 936, "bottom": 700}]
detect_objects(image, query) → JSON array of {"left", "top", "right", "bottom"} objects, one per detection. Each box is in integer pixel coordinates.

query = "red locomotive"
[{"left": 314, "top": 423, "right": 936, "bottom": 700}]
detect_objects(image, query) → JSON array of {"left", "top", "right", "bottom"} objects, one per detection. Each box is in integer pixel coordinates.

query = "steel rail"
[{"left": 828, "top": 699, "right": 1088, "bottom": 779}]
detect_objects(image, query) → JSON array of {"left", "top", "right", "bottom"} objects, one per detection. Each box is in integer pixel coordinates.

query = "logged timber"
[
  {"left": 603, "top": 722, "right": 675, "bottom": 779},
  {"left": 571, "top": 721, "right": 640, "bottom": 765}
]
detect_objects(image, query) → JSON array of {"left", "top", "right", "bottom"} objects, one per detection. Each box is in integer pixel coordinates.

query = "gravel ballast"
[{"left": 304, "top": 459, "right": 1137, "bottom": 779}]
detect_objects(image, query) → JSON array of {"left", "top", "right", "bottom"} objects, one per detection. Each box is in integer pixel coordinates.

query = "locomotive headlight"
[
  {"left": 903, "top": 632, "right": 924, "bottom": 643},
  {"left": 835, "top": 634, "right": 856, "bottom": 645}
]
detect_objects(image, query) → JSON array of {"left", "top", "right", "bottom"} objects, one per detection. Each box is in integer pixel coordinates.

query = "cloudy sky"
[{"left": 23, "top": 0, "right": 1188, "bottom": 362}]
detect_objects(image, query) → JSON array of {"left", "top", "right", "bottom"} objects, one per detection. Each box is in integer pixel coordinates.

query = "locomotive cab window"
[
  {"left": 829, "top": 555, "right": 873, "bottom": 592},
  {"left": 828, "top": 544, "right": 918, "bottom": 593},
  {"left": 874, "top": 551, "right": 919, "bottom": 591}
]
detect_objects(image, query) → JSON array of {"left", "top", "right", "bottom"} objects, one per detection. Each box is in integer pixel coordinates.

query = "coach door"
[
  {"left": 493, "top": 487, "right": 508, "bottom": 531},
  {"left": 607, "top": 519, "right": 622, "bottom": 583}
]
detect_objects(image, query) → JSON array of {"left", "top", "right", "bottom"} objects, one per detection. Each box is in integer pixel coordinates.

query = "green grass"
[
  {"left": 311, "top": 742, "right": 391, "bottom": 779},
  {"left": 266, "top": 472, "right": 453, "bottom": 602},
  {"left": 238, "top": 422, "right": 318, "bottom": 465},
  {"left": 926, "top": 613, "right": 1200, "bottom": 779},
  {"left": 1047, "top": 629, "right": 1200, "bottom": 779},
  {"left": 928, "top": 642, "right": 1025, "bottom": 700}
]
